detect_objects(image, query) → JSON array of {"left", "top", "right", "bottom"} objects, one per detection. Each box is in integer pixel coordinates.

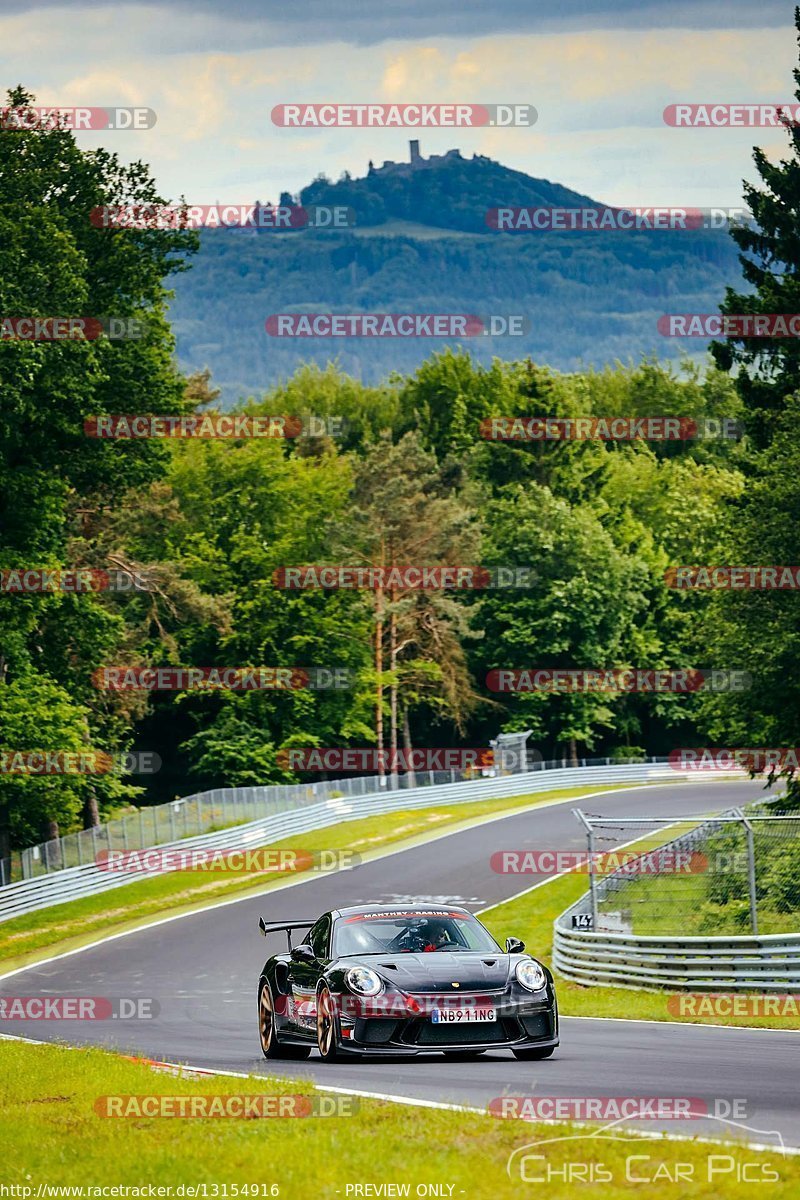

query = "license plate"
[{"left": 430, "top": 1006, "right": 496, "bottom": 1024}]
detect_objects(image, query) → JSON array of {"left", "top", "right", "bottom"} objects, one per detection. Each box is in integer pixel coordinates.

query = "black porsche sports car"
[{"left": 256, "top": 904, "right": 558, "bottom": 1061}]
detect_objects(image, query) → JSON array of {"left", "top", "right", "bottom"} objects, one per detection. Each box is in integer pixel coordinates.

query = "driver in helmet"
[{"left": 420, "top": 919, "right": 452, "bottom": 952}]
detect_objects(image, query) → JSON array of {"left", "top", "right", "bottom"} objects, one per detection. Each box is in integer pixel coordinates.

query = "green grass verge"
[
  {"left": 615, "top": 869, "right": 800, "bottom": 937},
  {"left": 481, "top": 853, "right": 800, "bottom": 1031},
  {"left": 0, "top": 784, "right": 635, "bottom": 973},
  {"left": 1, "top": 1039, "right": 796, "bottom": 1195}
]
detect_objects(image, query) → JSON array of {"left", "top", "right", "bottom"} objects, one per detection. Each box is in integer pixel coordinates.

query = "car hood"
[{"left": 366, "top": 952, "right": 513, "bottom": 992}]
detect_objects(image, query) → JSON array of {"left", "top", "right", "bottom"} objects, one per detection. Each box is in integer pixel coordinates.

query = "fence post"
[
  {"left": 574, "top": 809, "right": 598, "bottom": 931},
  {"left": 736, "top": 808, "right": 759, "bottom": 936}
]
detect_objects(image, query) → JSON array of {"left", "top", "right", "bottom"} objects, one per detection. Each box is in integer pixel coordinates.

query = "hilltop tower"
[{"left": 409, "top": 139, "right": 421, "bottom": 164}]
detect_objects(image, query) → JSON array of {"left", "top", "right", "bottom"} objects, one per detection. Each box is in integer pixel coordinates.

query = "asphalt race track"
[{"left": 2, "top": 779, "right": 797, "bottom": 1152}]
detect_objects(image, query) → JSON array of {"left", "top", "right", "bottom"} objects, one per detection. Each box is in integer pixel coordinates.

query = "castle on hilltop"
[{"left": 368, "top": 140, "right": 490, "bottom": 176}]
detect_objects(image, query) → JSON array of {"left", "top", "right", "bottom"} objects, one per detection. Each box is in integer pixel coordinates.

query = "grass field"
[
  {"left": 611, "top": 868, "right": 800, "bottom": 937},
  {"left": 0, "top": 1038, "right": 796, "bottom": 1196},
  {"left": 0, "top": 784, "right": 633, "bottom": 973}
]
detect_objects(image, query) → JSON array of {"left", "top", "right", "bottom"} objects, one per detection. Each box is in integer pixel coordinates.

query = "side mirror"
[
  {"left": 506, "top": 937, "right": 525, "bottom": 954},
  {"left": 290, "top": 943, "right": 316, "bottom": 962}
]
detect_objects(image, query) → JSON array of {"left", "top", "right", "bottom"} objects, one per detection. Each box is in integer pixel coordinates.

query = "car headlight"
[
  {"left": 515, "top": 959, "right": 547, "bottom": 991},
  {"left": 345, "top": 966, "right": 384, "bottom": 996}
]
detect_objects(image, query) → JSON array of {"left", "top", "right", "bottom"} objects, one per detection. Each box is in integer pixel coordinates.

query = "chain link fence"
[
  {"left": 2, "top": 750, "right": 659, "bottom": 885},
  {"left": 573, "top": 805, "right": 800, "bottom": 937}
]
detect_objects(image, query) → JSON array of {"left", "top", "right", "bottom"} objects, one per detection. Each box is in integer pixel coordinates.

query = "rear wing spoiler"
[{"left": 258, "top": 917, "right": 315, "bottom": 950}]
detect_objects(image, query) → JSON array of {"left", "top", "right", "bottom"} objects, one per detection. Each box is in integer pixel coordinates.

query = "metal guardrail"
[
  {"left": 8, "top": 752, "right": 665, "bottom": 884},
  {"left": 553, "top": 807, "right": 800, "bottom": 992},
  {"left": 552, "top": 925, "right": 800, "bottom": 992},
  {"left": 0, "top": 760, "right": 688, "bottom": 923}
]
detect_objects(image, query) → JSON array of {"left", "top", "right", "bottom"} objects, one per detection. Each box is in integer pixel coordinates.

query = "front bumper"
[{"left": 337, "top": 993, "right": 558, "bottom": 1056}]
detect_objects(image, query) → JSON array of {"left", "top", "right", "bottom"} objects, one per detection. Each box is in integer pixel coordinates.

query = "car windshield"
[{"left": 332, "top": 910, "right": 501, "bottom": 956}]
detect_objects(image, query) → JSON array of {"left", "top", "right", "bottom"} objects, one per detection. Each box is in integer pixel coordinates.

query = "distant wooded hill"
[{"left": 168, "top": 145, "right": 744, "bottom": 402}]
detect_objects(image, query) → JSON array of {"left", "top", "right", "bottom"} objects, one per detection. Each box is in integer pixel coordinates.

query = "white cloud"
[{"left": 1, "top": 12, "right": 794, "bottom": 208}]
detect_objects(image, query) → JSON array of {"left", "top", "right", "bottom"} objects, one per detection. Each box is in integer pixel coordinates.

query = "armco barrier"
[
  {"left": 553, "top": 808, "right": 799, "bottom": 992},
  {"left": 13, "top": 753, "right": 641, "bottom": 881},
  {"left": 552, "top": 925, "right": 800, "bottom": 992},
  {"left": 0, "top": 760, "right": 688, "bottom": 923}
]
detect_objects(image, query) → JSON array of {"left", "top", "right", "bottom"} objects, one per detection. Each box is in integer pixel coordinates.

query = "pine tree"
[{"left": 711, "top": 8, "right": 800, "bottom": 447}]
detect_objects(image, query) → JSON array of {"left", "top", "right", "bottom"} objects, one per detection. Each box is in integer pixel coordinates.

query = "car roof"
[{"left": 331, "top": 904, "right": 474, "bottom": 919}]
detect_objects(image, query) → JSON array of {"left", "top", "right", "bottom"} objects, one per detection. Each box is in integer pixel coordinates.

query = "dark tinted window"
[
  {"left": 309, "top": 916, "right": 330, "bottom": 959},
  {"left": 333, "top": 911, "right": 500, "bottom": 956}
]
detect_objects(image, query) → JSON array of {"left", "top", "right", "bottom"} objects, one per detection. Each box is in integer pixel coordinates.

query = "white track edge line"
[{"left": 1, "top": 1032, "right": 797, "bottom": 1156}]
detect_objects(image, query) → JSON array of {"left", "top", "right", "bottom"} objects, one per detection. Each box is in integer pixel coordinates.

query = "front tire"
[
  {"left": 316, "top": 985, "right": 350, "bottom": 1062},
  {"left": 512, "top": 1045, "right": 555, "bottom": 1060},
  {"left": 258, "top": 981, "right": 311, "bottom": 1060}
]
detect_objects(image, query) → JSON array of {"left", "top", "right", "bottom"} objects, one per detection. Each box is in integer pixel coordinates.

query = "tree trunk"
[
  {"left": 375, "top": 580, "right": 385, "bottom": 779},
  {"left": 0, "top": 800, "right": 10, "bottom": 885},
  {"left": 402, "top": 706, "right": 416, "bottom": 790},
  {"left": 45, "top": 817, "right": 60, "bottom": 870},
  {"left": 569, "top": 737, "right": 579, "bottom": 768},
  {"left": 389, "top": 591, "right": 399, "bottom": 790},
  {"left": 83, "top": 788, "right": 101, "bottom": 829}
]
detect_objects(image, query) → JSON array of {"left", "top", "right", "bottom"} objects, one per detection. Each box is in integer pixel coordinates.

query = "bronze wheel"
[
  {"left": 258, "top": 981, "right": 276, "bottom": 1057},
  {"left": 258, "top": 981, "right": 310, "bottom": 1060},
  {"left": 317, "top": 985, "right": 349, "bottom": 1061}
]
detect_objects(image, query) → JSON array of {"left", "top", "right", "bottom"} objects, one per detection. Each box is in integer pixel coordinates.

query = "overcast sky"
[{"left": 3, "top": 0, "right": 797, "bottom": 208}]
